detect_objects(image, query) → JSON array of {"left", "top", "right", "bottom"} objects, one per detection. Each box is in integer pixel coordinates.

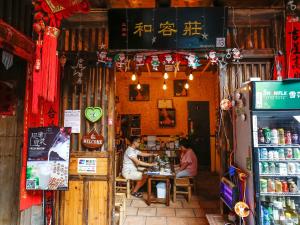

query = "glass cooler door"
[{"left": 252, "top": 111, "right": 300, "bottom": 225}]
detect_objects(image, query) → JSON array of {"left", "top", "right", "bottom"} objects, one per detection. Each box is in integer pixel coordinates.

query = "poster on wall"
[
  {"left": 64, "top": 110, "right": 81, "bottom": 133},
  {"left": 26, "top": 127, "right": 71, "bottom": 190}
]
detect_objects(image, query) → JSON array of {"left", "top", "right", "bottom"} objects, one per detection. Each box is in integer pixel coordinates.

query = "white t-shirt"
[{"left": 122, "top": 146, "right": 141, "bottom": 174}]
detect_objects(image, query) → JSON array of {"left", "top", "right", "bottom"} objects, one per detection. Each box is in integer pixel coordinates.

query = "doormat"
[{"left": 206, "top": 214, "right": 232, "bottom": 225}]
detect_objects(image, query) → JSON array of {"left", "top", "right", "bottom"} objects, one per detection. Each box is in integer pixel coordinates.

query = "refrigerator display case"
[{"left": 234, "top": 81, "right": 300, "bottom": 225}]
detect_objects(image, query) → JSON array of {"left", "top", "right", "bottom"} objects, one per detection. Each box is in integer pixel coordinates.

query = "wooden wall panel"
[
  {"left": 69, "top": 157, "right": 108, "bottom": 176},
  {"left": 88, "top": 181, "right": 108, "bottom": 225}
]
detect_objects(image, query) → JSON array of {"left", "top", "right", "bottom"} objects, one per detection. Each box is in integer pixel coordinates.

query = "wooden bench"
[{"left": 173, "top": 177, "right": 191, "bottom": 202}]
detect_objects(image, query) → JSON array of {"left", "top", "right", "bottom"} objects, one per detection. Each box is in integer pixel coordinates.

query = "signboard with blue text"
[{"left": 108, "top": 7, "right": 228, "bottom": 50}]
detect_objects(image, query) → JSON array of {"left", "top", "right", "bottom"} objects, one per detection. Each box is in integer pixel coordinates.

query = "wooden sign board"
[{"left": 81, "top": 129, "right": 104, "bottom": 149}]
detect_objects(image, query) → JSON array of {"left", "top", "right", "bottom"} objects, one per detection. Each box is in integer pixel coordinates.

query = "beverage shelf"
[
  {"left": 259, "top": 159, "right": 300, "bottom": 162},
  {"left": 259, "top": 174, "right": 300, "bottom": 177},
  {"left": 260, "top": 192, "right": 300, "bottom": 197},
  {"left": 256, "top": 144, "right": 300, "bottom": 148}
]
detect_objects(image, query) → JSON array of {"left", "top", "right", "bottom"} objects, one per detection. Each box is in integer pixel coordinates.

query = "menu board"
[{"left": 26, "top": 127, "right": 71, "bottom": 190}]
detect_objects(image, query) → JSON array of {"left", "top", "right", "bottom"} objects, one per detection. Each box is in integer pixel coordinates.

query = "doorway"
[{"left": 187, "top": 101, "right": 211, "bottom": 170}]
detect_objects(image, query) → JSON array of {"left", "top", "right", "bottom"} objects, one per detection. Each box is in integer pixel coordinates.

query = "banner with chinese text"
[
  {"left": 286, "top": 16, "right": 300, "bottom": 78},
  {"left": 108, "top": 7, "right": 227, "bottom": 50}
]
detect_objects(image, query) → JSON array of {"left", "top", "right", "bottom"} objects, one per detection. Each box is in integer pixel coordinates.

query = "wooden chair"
[
  {"left": 115, "top": 175, "right": 131, "bottom": 199},
  {"left": 115, "top": 193, "right": 126, "bottom": 225},
  {"left": 187, "top": 176, "right": 196, "bottom": 193},
  {"left": 173, "top": 177, "right": 191, "bottom": 202}
]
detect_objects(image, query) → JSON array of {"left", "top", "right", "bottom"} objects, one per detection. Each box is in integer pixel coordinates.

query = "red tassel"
[
  {"left": 32, "top": 39, "right": 42, "bottom": 114},
  {"left": 41, "top": 26, "right": 60, "bottom": 102}
]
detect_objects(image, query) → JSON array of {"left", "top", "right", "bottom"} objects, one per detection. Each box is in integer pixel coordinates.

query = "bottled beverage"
[
  {"left": 288, "top": 162, "right": 296, "bottom": 174},
  {"left": 260, "top": 179, "right": 268, "bottom": 192},
  {"left": 292, "top": 131, "right": 299, "bottom": 144},
  {"left": 285, "top": 130, "right": 292, "bottom": 145},
  {"left": 275, "top": 179, "right": 282, "bottom": 192},
  {"left": 279, "top": 163, "right": 287, "bottom": 175},
  {"left": 278, "top": 148, "right": 285, "bottom": 159},
  {"left": 282, "top": 180, "right": 289, "bottom": 192},
  {"left": 286, "top": 148, "right": 293, "bottom": 159},
  {"left": 267, "top": 178, "right": 275, "bottom": 192},
  {"left": 293, "top": 148, "right": 300, "bottom": 159},
  {"left": 258, "top": 128, "right": 265, "bottom": 144},
  {"left": 261, "top": 148, "right": 268, "bottom": 159},
  {"left": 268, "top": 150, "right": 274, "bottom": 160},
  {"left": 269, "top": 162, "right": 276, "bottom": 174},
  {"left": 271, "top": 128, "right": 279, "bottom": 145},
  {"left": 297, "top": 163, "right": 300, "bottom": 174},
  {"left": 262, "top": 162, "right": 269, "bottom": 174},
  {"left": 263, "top": 128, "right": 272, "bottom": 144},
  {"left": 273, "top": 149, "right": 279, "bottom": 160},
  {"left": 278, "top": 128, "right": 285, "bottom": 145}
]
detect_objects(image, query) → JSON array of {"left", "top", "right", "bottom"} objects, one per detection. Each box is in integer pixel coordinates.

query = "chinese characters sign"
[
  {"left": 108, "top": 7, "right": 227, "bottom": 50},
  {"left": 286, "top": 16, "right": 300, "bottom": 78},
  {"left": 26, "top": 127, "right": 71, "bottom": 190},
  {"left": 254, "top": 81, "right": 300, "bottom": 110}
]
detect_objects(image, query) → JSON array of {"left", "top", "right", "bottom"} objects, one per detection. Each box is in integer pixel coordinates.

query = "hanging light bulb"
[
  {"left": 163, "top": 72, "right": 169, "bottom": 80},
  {"left": 188, "top": 73, "right": 194, "bottom": 81},
  {"left": 131, "top": 73, "right": 137, "bottom": 81},
  {"left": 163, "top": 81, "right": 167, "bottom": 90},
  {"left": 184, "top": 82, "right": 189, "bottom": 89},
  {"left": 137, "top": 82, "right": 141, "bottom": 90}
]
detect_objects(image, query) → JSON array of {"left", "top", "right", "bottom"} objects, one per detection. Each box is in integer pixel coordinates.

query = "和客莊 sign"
[{"left": 108, "top": 7, "right": 228, "bottom": 50}]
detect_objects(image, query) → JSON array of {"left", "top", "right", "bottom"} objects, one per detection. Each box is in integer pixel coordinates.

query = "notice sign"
[
  {"left": 26, "top": 127, "right": 71, "bottom": 190},
  {"left": 64, "top": 110, "right": 81, "bottom": 133},
  {"left": 77, "top": 158, "right": 97, "bottom": 173}
]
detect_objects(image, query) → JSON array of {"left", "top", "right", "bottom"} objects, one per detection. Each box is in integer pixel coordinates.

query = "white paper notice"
[
  {"left": 64, "top": 110, "right": 81, "bottom": 133},
  {"left": 77, "top": 158, "right": 97, "bottom": 173}
]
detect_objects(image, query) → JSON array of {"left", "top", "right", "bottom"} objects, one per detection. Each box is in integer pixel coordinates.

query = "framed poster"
[
  {"left": 130, "top": 128, "right": 141, "bottom": 136},
  {"left": 174, "top": 80, "right": 188, "bottom": 97},
  {"left": 129, "top": 84, "right": 150, "bottom": 101},
  {"left": 159, "top": 108, "right": 176, "bottom": 128},
  {"left": 26, "top": 126, "right": 71, "bottom": 190},
  {"left": 157, "top": 99, "right": 173, "bottom": 109}
]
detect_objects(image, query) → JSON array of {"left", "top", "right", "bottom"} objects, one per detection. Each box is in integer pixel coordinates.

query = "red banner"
[
  {"left": 20, "top": 63, "right": 60, "bottom": 211},
  {"left": 286, "top": 16, "right": 300, "bottom": 78}
]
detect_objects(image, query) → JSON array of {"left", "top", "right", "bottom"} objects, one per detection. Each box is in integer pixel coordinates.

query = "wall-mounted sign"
[
  {"left": 81, "top": 129, "right": 104, "bottom": 149},
  {"left": 85, "top": 107, "right": 103, "bottom": 123},
  {"left": 108, "top": 7, "right": 227, "bottom": 50},
  {"left": 77, "top": 158, "right": 97, "bottom": 173},
  {"left": 64, "top": 110, "right": 81, "bottom": 133},
  {"left": 26, "top": 127, "right": 71, "bottom": 190}
]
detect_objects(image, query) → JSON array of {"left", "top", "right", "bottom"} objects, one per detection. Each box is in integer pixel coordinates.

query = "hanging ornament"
[
  {"left": 162, "top": 54, "right": 175, "bottom": 65},
  {"left": 1, "top": 50, "right": 13, "bottom": 70},
  {"left": 220, "top": 98, "right": 232, "bottom": 111},
  {"left": 232, "top": 48, "right": 242, "bottom": 62},
  {"left": 71, "top": 58, "right": 86, "bottom": 85},
  {"left": 96, "top": 48, "right": 108, "bottom": 65},
  {"left": 106, "top": 57, "right": 113, "bottom": 68},
  {"left": 162, "top": 81, "right": 167, "bottom": 90},
  {"left": 148, "top": 55, "right": 160, "bottom": 71},
  {"left": 186, "top": 54, "right": 201, "bottom": 69},
  {"left": 134, "top": 53, "right": 145, "bottom": 67},
  {"left": 114, "top": 53, "right": 127, "bottom": 71},
  {"left": 234, "top": 202, "right": 250, "bottom": 218},
  {"left": 206, "top": 50, "right": 218, "bottom": 64}
]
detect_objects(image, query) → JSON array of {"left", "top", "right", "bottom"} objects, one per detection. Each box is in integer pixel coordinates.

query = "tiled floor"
[{"left": 121, "top": 171, "right": 220, "bottom": 225}]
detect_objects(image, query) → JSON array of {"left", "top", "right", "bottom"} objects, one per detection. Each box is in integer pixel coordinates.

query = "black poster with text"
[{"left": 108, "top": 7, "right": 227, "bottom": 50}]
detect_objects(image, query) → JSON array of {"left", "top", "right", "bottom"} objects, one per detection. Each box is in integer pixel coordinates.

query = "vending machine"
[{"left": 234, "top": 80, "right": 300, "bottom": 225}]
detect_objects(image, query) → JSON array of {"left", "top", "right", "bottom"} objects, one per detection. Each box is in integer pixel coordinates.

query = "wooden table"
[{"left": 146, "top": 173, "right": 175, "bottom": 206}]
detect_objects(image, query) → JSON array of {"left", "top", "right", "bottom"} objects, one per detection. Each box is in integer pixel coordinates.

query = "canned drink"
[
  {"left": 285, "top": 148, "right": 293, "bottom": 159},
  {"left": 271, "top": 128, "right": 279, "bottom": 144},
  {"left": 273, "top": 149, "right": 279, "bottom": 160},
  {"left": 269, "top": 162, "right": 276, "bottom": 174},
  {"left": 288, "top": 163, "right": 296, "bottom": 174},
  {"left": 282, "top": 181, "right": 289, "bottom": 192},
  {"left": 285, "top": 130, "right": 292, "bottom": 145},
  {"left": 293, "top": 148, "right": 300, "bottom": 159},
  {"left": 260, "top": 148, "right": 268, "bottom": 159},
  {"left": 278, "top": 148, "right": 285, "bottom": 159},
  {"left": 263, "top": 128, "right": 272, "bottom": 144},
  {"left": 292, "top": 132, "right": 299, "bottom": 144},
  {"left": 260, "top": 179, "right": 268, "bottom": 192},
  {"left": 278, "top": 128, "right": 285, "bottom": 145},
  {"left": 267, "top": 178, "right": 275, "bottom": 192},
  {"left": 262, "top": 162, "right": 269, "bottom": 174}
]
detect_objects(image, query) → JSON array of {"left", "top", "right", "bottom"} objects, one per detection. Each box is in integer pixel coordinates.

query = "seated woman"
[
  {"left": 175, "top": 138, "right": 198, "bottom": 178},
  {"left": 122, "top": 136, "right": 158, "bottom": 198}
]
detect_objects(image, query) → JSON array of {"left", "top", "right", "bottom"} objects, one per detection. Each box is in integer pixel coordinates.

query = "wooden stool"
[
  {"left": 187, "top": 176, "right": 196, "bottom": 193},
  {"left": 173, "top": 177, "right": 191, "bottom": 202},
  {"left": 115, "top": 193, "right": 126, "bottom": 225},
  {"left": 115, "top": 176, "right": 131, "bottom": 199}
]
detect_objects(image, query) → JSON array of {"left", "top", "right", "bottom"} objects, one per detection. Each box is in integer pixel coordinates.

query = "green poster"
[{"left": 254, "top": 81, "right": 300, "bottom": 110}]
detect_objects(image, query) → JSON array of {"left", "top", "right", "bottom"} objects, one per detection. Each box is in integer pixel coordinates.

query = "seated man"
[
  {"left": 175, "top": 138, "right": 198, "bottom": 178},
  {"left": 122, "top": 137, "right": 157, "bottom": 198}
]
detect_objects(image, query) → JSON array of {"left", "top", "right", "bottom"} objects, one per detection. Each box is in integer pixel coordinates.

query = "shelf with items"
[
  {"left": 259, "top": 174, "right": 300, "bottom": 177},
  {"left": 259, "top": 159, "right": 300, "bottom": 162},
  {"left": 260, "top": 192, "right": 300, "bottom": 197},
  {"left": 257, "top": 144, "right": 300, "bottom": 148}
]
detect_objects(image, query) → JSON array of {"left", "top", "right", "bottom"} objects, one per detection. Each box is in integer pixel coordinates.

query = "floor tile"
[
  {"left": 126, "top": 207, "right": 138, "bottom": 216},
  {"left": 138, "top": 208, "right": 157, "bottom": 216},
  {"left": 126, "top": 199, "right": 133, "bottom": 206},
  {"left": 157, "top": 208, "right": 176, "bottom": 217},
  {"left": 149, "top": 203, "right": 167, "bottom": 208},
  {"left": 124, "top": 216, "right": 146, "bottom": 225},
  {"left": 146, "top": 216, "right": 167, "bottom": 225},
  {"left": 131, "top": 199, "right": 149, "bottom": 208},
  {"left": 169, "top": 200, "right": 183, "bottom": 208},
  {"left": 182, "top": 200, "right": 200, "bottom": 208},
  {"left": 175, "top": 208, "right": 195, "bottom": 217},
  {"left": 184, "top": 218, "right": 209, "bottom": 225},
  {"left": 193, "top": 208, "right": 206, "bottom": 217},
  {"left": 166, "top": 217, "right": 186, "bottom": 225}
]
